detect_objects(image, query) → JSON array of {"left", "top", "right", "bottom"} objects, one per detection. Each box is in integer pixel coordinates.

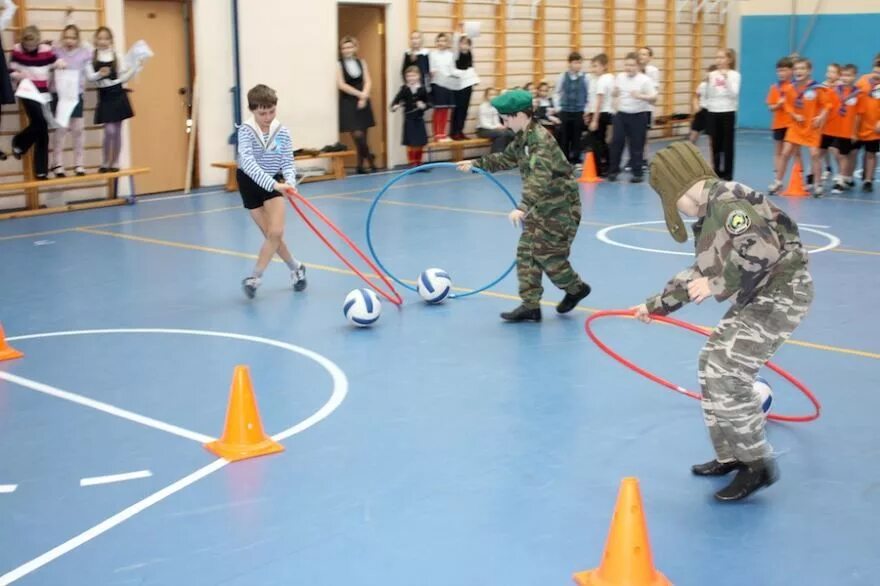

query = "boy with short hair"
[
  {"left": 553, "top": 52, "right": 590, "bottom": 164},
  {"left": 588, "top": 53, "right": 615, "bottom": 177},
  {"left": 854, "top": 58, "right": 880, "bottom": 193},
  {"left": 457, "top": 90, "right": 591, "bottom": 322},
  {"left": 634, "top": 142, "right": 814, "bottom": 502},
  {"left": 766, "top": 57, "right": 793, "bottom": 182},
  {"left": 608, "top": 52, "right": 657, "bottom": 183},
  {"left": 237, "top": 84, "right": 307, "bottom": 298}
]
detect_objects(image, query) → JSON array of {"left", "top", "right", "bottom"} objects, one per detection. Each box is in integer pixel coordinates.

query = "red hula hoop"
[
  {"left": 285, "top": 189, "right": 403, "bottom": 306},
  {"left": 584, "top": 309, "right": 821, "bottom": 423}
]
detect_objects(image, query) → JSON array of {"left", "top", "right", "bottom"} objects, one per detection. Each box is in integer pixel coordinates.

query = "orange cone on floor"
[
  {"left": 783, "top": 159, "right": 810, "bottom": 197},
  {"left": 578, "top": 151, "right": 603, "bottom": 183},
  {"left": 204, "top": 365, "right": 284, "bottom": 461},
  {"left": 573, "top": 477, "right": 672, "bottom": 586},
  {"left": 0, "top": 323, "right": 23, "bottom": 362}
]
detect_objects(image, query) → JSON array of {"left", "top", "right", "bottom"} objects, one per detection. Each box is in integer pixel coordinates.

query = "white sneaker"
[
  {"left": 291, "top": 264, "right": 307, "bottom": 292},
  {"left": 813, "top": 185, "right": 824, "bottom": 198},
  {"left": 242, "top": 276, "right": 260, "bottom": 299},
  {"left": 821, "top": 170, "right": 831, "bottom": 181},
  {"left": 768, "top": 180, "right": 782, "bottom": 195}
]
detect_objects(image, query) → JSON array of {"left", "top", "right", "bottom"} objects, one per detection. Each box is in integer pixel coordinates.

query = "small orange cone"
[
  {"left": 204, "top": 365, "right": 284, "bottom": 461},
  {"left": 0, "top": 323, "right": 23, "bottom": 362},
  {"left": 578, "top": 151, "right": 603, "bottom": 183},
  {"left": 573, "top": 477, "right": 672, "bottom": 586},
  {"left": 783, "top": 159, "right": 810, "bottom": 197}
]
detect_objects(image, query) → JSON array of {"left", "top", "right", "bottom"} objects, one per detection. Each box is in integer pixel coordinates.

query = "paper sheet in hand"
[
  {"left": 52, "top": 70, "right": 81, "bottom": 128},
  {"left": 124, "top": 40, "right": 154, "bottom": 70}
]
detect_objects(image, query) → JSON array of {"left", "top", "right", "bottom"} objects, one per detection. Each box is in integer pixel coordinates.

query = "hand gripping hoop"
[
  {"left": 584, "top": 309, "right": 821, "bottom": 423},
  {"left": 285, "top": 188, "right": 403, "bottom": 305},
  {"left": 365, "top": 162, "right": 518, "bottom": 299}
]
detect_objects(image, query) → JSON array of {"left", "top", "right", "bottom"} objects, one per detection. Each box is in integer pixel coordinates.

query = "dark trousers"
[
  {"left": 609, "top": 111, "right": 649, "bottom": 177},
  {"left": 558, "top": 111, "right": 585, "bottom": 163},
  {"left": 13, "top": 99, "right": 49, "bottom": 176},
  {"left": 476, "top": 127, "right": 515, "bottom": 153},
  {"left": 585, "top": 112, "right": 613, "bottom": 175},
  {"left": 706, "top": 111, "right": 736, "bottom": 180},
  {"left": 451, "top": 86, "right": 473, "bottom": 137}
]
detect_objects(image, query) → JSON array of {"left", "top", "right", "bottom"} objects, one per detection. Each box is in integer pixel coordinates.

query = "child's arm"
[
  {"left": 812, "top": 87, "right": 831, "bottom": 128},
  {"left": 0, "top": 0, "right": 17, "bottom": 31},
  {"left": 766, "top": 86, "right": 784, "bottom": 112},
  {"left": 472, "top": 139, "right": 519, "bottom": 175},
  {"left": 644, "top": 265, "right": 701, "bottom": 316},
  {"left": 389, "top": 87, "right": 405, "bottom": 111},
  {"left": 278, "top": 127, "right": 297, "bottom": 187},
  {"left": 237, "top": 126, "right": 283, "bottom": 193}
]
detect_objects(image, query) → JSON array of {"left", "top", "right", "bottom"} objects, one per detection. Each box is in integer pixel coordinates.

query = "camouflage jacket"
[
  {"left": 473, "top": 121, "right": 580, "bottom": 225},
  {"left": 646, "top": 179, "right": 809, "bottom": 315}
]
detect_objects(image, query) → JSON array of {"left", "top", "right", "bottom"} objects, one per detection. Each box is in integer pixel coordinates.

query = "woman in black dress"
[{"left": 337, "top": 36, "right": 377, "bottom": 174}]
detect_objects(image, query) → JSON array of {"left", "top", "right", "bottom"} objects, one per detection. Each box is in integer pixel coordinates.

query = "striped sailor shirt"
[{"left": 237, "top": 117, "right": 297, "bottom": 192}]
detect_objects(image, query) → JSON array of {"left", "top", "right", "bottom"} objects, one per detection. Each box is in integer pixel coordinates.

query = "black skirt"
[
  {"left": 691, "top": 108, "right": 708, "bottom": 133},
  {"left": 403, "top": 114, "right": 428, "bottom": 147},
  {"left": 339, "top": 93, "right": 375, "bottom": 132},
  {"left": 95, "top": 84, "right": 134, "bottom": 124},
  {"left": 0, "top": 38, "right": 15, "bottom": 105},
  {"left": 431, "top": 84, "right": 454, "bottom": 108}
]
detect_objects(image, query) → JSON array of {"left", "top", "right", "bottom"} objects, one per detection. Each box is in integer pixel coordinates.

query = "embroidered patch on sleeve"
[{"left": 725, "top": 209, "right": 751, "bottom": 235}]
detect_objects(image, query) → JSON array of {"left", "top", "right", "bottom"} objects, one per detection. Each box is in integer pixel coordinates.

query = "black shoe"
[
  {"left": 631, "top": 175, "right": 644, "bottom": 184},
  {"left": 714, "top": 458, "right": 778, "bottom": 502},
  {"left": 556, "top": 283, "right": 591, "bottom": 314},
  {"left": 607, "top": 173, "right": 618, "bottom": 182},
  {"left": 500, "top": 305, "right": 542, "bottom": 322},
  {"left": 863, "top": 182, "right": 874, "bottom": 193},
  {"left": 691, "top": 459, "right": 743, "bottom": 477},
  {"left": 0, "top": 150, "right": 6, "bottom": 161}
]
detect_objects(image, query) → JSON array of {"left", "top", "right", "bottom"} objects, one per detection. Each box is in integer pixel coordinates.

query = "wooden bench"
[
  {"left": 213, "top": 150, "right": 356, "bottom": 192},
  {"left": 650, "top": 114, "right": 693, "bottom": 139},
  {"left": 0, "top": 168, "right": 151, "bottom": 220},
  {"left": 424, "top": 137, "right": 492, "bottom": 162}
]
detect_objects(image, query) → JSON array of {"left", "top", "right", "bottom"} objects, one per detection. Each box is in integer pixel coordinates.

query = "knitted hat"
[
  {"left": 490, "top": 90, "right": 533, "bottom": 115},
  {"left": 648, "top": 142, "right": 718, "bottom": 243}
]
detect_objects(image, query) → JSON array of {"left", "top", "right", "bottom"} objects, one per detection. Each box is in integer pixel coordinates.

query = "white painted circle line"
[
  {"left": 596, "top": 220, "right": 840, "bottom": 256},
  {"left": 0, "top": 328, "right": 348, "bottom": 586},
  {"left": 80, "top": 471, "right": 153, "bottom": 487},
  {"left": 0, "top": 485, "right": 17, "bottom": 494}
]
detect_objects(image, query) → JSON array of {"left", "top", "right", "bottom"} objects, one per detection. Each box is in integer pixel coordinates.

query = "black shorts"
[
  {"left": 237, "top": 169, "right": 284, "bottom": 210},
  {"left": 862, "top": 140, "right": 880, "bottom": 154},
  {"left": 828, "top": 137, "right": 854, "bottom": 155},
  {"left": 773, "top": 128, "right": 787, "bottom": 141},
  {"left": 820, "top": 134, "right": 836, "bottom": 150},
  {"left": 690, "top": 109, "right": 708, "bottom": 133}
]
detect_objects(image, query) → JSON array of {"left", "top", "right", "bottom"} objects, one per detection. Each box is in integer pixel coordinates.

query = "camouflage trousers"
[
  {"left": 697, "top": 268, "right": 814, "bottom": 463},
  {"left": 517, "top": 210, "right": 585, "bottom": 308}
]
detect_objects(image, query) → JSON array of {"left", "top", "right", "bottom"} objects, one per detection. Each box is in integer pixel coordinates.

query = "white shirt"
[
  {"left": 614, "top": 72, "right": 656, "bottom": 113},
  {"left": 594, "top": 73, "right": 616, "bottom": 114},
  {"left": 705, "top": 69, "right": 740, "bottom": 112},
  {"left": 429, "top": 49, "right": 456, "bottom": 89},
  {"left": 477, "top": 101, "right": 501, "bottom": 129},
  {"left": 588, "top": 73, "right": 599, "bottom": 114},
  {"left": 342, "top": 57, "right": 362, "bottom": 79},
  {"left": 696, "top": 81, "right": 708, "bottom": 109},
  {"left": 644, "top": 64, "right": 660, "bottom": 90}
]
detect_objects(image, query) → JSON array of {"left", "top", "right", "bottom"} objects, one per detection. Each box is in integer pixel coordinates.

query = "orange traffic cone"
[
  {"left": 573, "top": 477, "right": 672, "bottom": 586},
  {"left": 783, "top": 159, "right": 810, "bottom": 197},
  {"left": 204, "top": 365, "right": 284, "bottom": 461},
  {"left": 0, "top": 323, "right": 23, "bottom": 362},
  {"left": 578, "top": 151, "right": 603, "bottom": 183}
]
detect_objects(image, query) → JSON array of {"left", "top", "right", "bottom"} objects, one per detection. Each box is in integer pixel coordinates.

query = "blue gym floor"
[{"left": 1, "top": 131, "right": 878, "bottom": 585}]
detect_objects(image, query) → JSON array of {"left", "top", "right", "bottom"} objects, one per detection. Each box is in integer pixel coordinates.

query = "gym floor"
[{"left": 1, "top": 131, "right": 878, "bottom": 585}]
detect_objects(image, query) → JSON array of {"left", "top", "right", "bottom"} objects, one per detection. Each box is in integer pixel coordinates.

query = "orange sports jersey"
[
  {"left": 824, "top": 85, "right": 860, "bottom": 139},
  {"left": 857, "top": 73, "right": 874, "bottom": 93},
  {"left": 783, "top": 79, "right": 831, "bottom": 148},
  {"left": 766, "top": 81, "right": 791, "bottom": 130},
  {"left": 856, "top": 80, "right": 880, "bottom": 142}
]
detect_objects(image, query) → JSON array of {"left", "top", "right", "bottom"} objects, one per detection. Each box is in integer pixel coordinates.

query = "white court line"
[
  {"left": 0, "top": 485, "right": 17, "bottom": 494},
  {"left": 80, "top": 470, "right": 153, "bottom": 487},
  {"left": 0, "top": 328, "right": 348, "bottom": 585},
  {"left": 139, "top": 188, "right": 227, "bottom": 203},
  {"left": 0, "top": 372, "right": 214, "bottom": 444}
]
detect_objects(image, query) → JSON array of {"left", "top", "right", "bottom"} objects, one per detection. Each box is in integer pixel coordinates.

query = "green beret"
[{"left": 490, "top": 90, "right": 533, "bottom": 115}]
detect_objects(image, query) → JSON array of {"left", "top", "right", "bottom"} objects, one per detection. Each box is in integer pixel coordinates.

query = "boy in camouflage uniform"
[
  {"left": 457, "top": 90, "right": 591, "bottom": 322},
  {"left": 634, "top": 142, "right": 814, "bottom": 502}
]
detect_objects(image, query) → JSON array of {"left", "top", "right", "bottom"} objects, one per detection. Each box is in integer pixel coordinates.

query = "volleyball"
[
  {"left": 343, "top": 288, "right": 382, "bottom": 326},
  {"left": 417, "top": 268, "right": 452, "bottom": 303},
  {"left": 755, "top": 375, "right": 773, "bottom": 415}
]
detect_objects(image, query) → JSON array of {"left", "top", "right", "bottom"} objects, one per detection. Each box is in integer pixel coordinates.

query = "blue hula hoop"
[{"left": 365, "top": 162, "right": 518, "bottom": 299}]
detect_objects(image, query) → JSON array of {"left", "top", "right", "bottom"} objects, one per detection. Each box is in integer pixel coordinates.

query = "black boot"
[
  {"left": 691, "top": 459, "right": 743, "bottom": 477},
  {"left": 714, "top": 458, "right": 778, "bottom": 502},
  {"left": 500, "top": 305, "right": 542, "bottom": 322},
  {"left": 556, "top": 283, "right": 591, "bottom": 314}
]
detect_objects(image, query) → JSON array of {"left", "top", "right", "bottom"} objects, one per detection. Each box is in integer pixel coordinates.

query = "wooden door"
[
  {"left": 338, "top": 4, "right": 387, "bottom": 169},
  {"left": 124, "top": 0, "right": 191, "bottom": 194}
]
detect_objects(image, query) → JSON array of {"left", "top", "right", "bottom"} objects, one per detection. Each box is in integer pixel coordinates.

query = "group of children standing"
[
  {"left": 0, "top": 7, "right": 141, "bottom": 180},
  {"left": 765, "top": 54, "right": 880, "bottom": 197}
]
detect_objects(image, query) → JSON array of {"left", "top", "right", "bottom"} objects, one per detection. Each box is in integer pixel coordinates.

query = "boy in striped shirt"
[{"left": 237, "top": 84, "right": 307, "bottom": 298}]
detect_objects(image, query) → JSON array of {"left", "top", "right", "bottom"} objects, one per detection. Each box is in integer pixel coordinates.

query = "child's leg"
[
  {"left": 608, "top": 115, "right": 626, "bottom": 176},
  {"left": 698, "top": 270, "right": 813, "bottom": 468},
  {"left": 628, "top": 113, "right": 648, "bottom": 178},
  {"left": 865, "top": 150, "right": 877, "bottom": 183},
  {"left": 250, "top": 196, "right": 291, "bottom": 278},
  {"left": 809, "top": 146, "right": 822, "bottom": 191},
  {"left": 533, "top": 223, "right": 590, "bottom": 310},
  {"left": 516, "top": 232, "right": 544, "bottom": 309},
  {"left": 247, "top": 205, "right": 299, "bottom": 271},
  {"left": 71, "top": 117, "right": 86, "bottom": 170},
  {"left": 773, "top": 139, "right": 783, "bottom": 177},
  {"left": 102, "top": 122, "right": 122, "bottom": 168},
  {"left": 52, "top": 125, "right": 69, "bottom": 171},
  {"left": 775, "top": 142, "right": 796, "bottom": 183}
]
